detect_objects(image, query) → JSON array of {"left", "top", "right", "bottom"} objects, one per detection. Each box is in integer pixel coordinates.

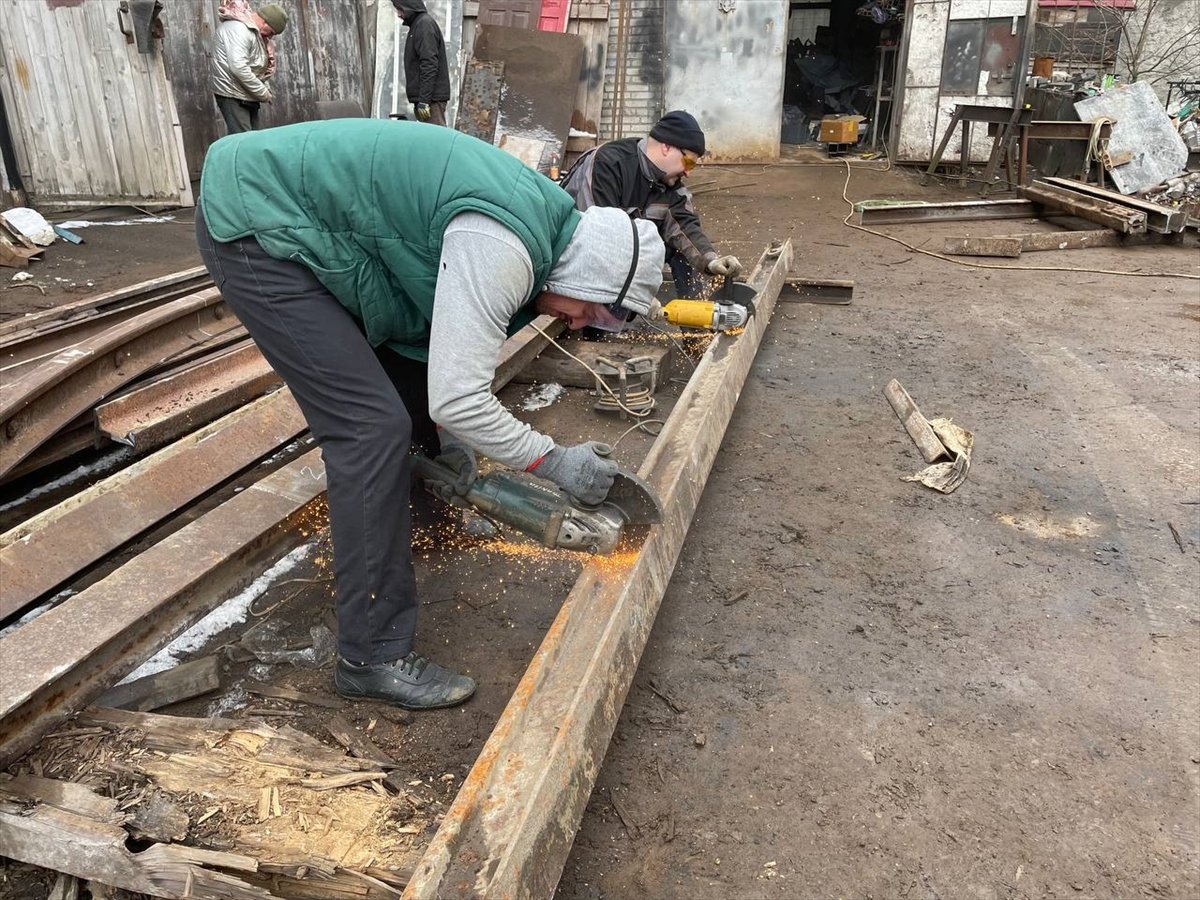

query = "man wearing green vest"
[{"left": 197, "top": 120, "right": 665, "bottom": 710}]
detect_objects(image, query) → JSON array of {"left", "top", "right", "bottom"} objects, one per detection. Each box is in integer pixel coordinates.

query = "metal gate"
[{"left": 0, "top": 0, "right": 193, "bottom": 208}]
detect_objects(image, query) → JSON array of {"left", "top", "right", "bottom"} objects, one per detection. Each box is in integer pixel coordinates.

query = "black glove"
[
  {"left": 434, "top": 432, "right": 477, "bottom": 496},
  {"left": 534, "top": 442, "right": 618, "bottom": 506}
]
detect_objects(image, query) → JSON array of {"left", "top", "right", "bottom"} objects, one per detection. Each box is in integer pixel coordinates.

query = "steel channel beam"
[
  {"left": 1020, "top": 182, "right": 1147, "bottom": 234},
  {"left": 0, "top": 414, "right": 95, "bottom": 488},
  {"left": 858, "top": 199, "right": 1041, "bottom": 225},
  {"left": 0, "top": 288, "right": 228, "bottom": 477},
  {"left": 95, "top": 340, "right": 280, "bottom": 449},
  {"left": 1042, "top": 176, "right": 1186, "bottom": 233},
  {"left": 0, "top": 266, "right": 210, "bottom": 342},
  {"left": 0, "top": 277, "right": 216, "bottom": 375},
  {"left": 1, "top": 389, "right": 307, "bottom": 621},
  {"left": 404, "top": 240, "right": 794, "bottom": 899},
  {"left": 0, "top": 448, "right": 326, "bottom": 769}
]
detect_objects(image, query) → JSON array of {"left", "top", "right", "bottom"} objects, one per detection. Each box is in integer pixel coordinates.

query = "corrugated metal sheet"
[{"left": 0, "top": 0, "right": 192, "bottom": 208}]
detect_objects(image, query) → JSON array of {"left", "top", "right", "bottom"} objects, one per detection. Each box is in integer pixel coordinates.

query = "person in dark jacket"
[
  {"left": 561, "top": 110, "right": 741, "bottom": 299},
  {"left": 196, "top": 120, "right": 665, "bottom": 711},
  {"left": 392, "top": 0, "right": 451, "bottom": 125}
]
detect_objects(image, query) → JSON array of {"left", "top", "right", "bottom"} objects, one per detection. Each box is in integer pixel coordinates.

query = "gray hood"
[{"left": 544, "top": 207, "right": 665, "bottom": 315}]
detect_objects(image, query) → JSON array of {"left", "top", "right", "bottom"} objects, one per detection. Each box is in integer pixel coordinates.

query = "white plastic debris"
[
  {"left": 1, "top": 207, "right": 56, "bottom": 246},
  {"left": 10, "top": 271, "right": 33, "bottom": 282}
]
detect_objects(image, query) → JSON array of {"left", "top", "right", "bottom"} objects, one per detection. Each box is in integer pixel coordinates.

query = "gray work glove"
[
  {"left": 643, "top": 298, "right": 666, "bottom": 323},
  {"left": 534, "top": 442, "right": 619, "bottom": 506},
  {"left": 433, "top": 431, "right": 477, "bottom": 496},
  {"left": 416, "top": 102, "right": 432, "bottom": 122},
  {"left": 706, "top": 255, "right": 742, "bottom": 277}
]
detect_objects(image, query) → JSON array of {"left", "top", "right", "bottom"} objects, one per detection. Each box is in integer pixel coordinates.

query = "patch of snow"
[
  {"left": 0, "top": 589, "right": 75, "bottom": 640},
  {"left": 10, "top": 271, "right": 32, "bottom": 282},
  {"left": 120, "top": 543, "right": 314, "bottom": 682},
  {"left": 520, "top": 382, "right": 565, "bottom": 411},
  {"left": 57, "top": 215, "right": 176, "bottom": 229},
  {"left": 0, "top": 447, "right": 133, "bottom": 517},
  {"left": 207, "top": 684, "right": 248, "bottom": 717}
]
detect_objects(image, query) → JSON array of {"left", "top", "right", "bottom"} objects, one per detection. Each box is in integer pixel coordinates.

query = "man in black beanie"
[{"left": 561, "top": 110, "right": 742, "bottom": 299}]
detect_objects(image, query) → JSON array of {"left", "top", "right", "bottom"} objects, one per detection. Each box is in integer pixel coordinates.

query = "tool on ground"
[
  {"left": 412, "top": 447, "right": 662, "bottom": 555},
  {"left": 592, "top": 354, "right": 658, "bottom": 419},
  {"left": 661, "top": 281, "right": 757, "bottom": 331}
]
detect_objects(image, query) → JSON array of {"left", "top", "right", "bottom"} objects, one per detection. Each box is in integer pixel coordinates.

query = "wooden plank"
[
  {"left": 0, "top": 449, "right": 328, "bottom": 769},
  {"left": 491, "top": 315, "right": 565, "bottom": 390},
  {"left": 246, "top": 683, "right": 345, "bottom": 709},
  {"left": 403, "top": 241, "right": 794, "bottom": 899},
  {"left": 1, "top": 388, "right": 307, "bottom": 620},
  {"left": 884, "top": 379, "right": 949, "bottom": 464},
  {"left": 326, "top": 713, "right": 399, "bottom": 768},
  {"left": 94, "top": 656, "right": 221, "bottom": 713}
]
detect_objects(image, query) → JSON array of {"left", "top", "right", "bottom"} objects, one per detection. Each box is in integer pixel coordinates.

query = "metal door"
[
  {"left": 0, "top": 0, "right": 193, "bottom": 208},
  {"left": 478, "top": 0, "right": 544, "bottom": 29}
]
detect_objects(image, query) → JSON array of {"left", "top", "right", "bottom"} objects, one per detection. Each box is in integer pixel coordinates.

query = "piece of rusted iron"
[
  {"left": 0, "top": 288, "right": 231, "bottom": 477},
  {"left": 95, "top": 340, "right": 280, "bottom": 449},
  {"left": 1, "top": 389, "right": 307, "bottom": 621},
  {"left": 0, "top": 447, "right": 327, "bottom": 768},
  {"left": 404, "top": 242, "right": 794, "bottom": 899}
]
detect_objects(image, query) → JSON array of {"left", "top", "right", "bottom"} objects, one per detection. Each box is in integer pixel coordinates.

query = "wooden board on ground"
[
  {"left": 1, "top": 708, "right": 422, "bottom": 898},
  {"left": 94, "top": 656, "right": 221, "bottom": 712},
  {"left": 884, "top": 379, "right": 949, "bottom": 464}
]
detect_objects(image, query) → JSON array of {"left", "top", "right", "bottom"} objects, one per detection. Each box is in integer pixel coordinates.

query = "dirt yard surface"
[{"left": 2, "top": 159, "right": 1197, "bottom": 900}]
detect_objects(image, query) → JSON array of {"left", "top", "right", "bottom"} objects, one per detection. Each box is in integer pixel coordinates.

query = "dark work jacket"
[
  {"left": 399, "top": 2, "right": 450, "bottom": 105},
  {"left": 560, "top": 137, "right": 716, "bottom": 271}
]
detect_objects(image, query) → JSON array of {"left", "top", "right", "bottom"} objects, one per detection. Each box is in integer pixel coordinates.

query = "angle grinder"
[
  {"left": 661, "top": 281, "right": 758, "bottom": 331},
  {"left": 412, "top": 447, "right": 662, "bottom": 555}
]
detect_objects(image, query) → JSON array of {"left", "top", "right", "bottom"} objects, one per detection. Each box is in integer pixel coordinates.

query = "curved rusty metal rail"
[{"left": 0, "top": 288, "right": 232, "bottom": 478}]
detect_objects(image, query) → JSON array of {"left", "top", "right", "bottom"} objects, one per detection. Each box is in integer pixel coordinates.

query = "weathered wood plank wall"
[
  {"left": 161, "top": 0, "right": 375, "bottom": 180},
  {"left": 0, "top": 0, "right": 191, "bottom": 207}
]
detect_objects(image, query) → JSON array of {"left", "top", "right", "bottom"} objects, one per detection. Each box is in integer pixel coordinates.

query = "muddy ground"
[{"left": 2, "top": 158, "right": 1198, "bottom": 900}]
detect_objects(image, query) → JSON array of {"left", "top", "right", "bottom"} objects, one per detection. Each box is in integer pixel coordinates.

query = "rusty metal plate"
[{"left": 456, "top": 59, "right": 505, "bottom": 144}]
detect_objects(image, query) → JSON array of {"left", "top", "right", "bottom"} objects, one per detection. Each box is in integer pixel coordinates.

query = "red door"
[
  {"left": 477, "top": 0, "right": 543, "bottom": 29},
  {"left": 537, "top": 0, "right": 569, "bottom": 32}
]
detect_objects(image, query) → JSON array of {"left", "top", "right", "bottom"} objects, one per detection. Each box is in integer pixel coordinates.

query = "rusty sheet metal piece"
[
  {"left": 0, "top": 448, "right": 327, "bottom": 769},
  {"left": 0, "top": 389, "right": 307, "bottom": 621},
  {"left": 456, "top": 59, "right": 505, "bottom": 144},
  {"left": 95, "top": 340, "right": 280, "bottom": 449},
  {"left": 0, "top": 288, "right": 229, "bottom": 477},
  {"left": 0, "top": 271, "right": 214, "bottom": 375},
  {"left": 404, "top": 241, "right": 795, "bottom": 899}
]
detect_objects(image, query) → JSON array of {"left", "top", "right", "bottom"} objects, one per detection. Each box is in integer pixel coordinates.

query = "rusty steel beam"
[
  {"left": 1042, "top": 176, "right": 1187, "bottom": 234},
  {"left": 0, "top": 447, "right": 327, "bottom": 769},
  {"left": 1, "top": 389, "right": 307, "bottom": 621},
  {"left": 404, "top": 240, "right": 794, "bottom": 899},
  {"left": 0, "top": 266, "right": 210, "bottom": 342},
  {"left": 0, "top": 414, "right": 96, "bottom": 488},
  {"left": 0, "top": 275, "right": 216, "bottom": 376},
  {"left": 95, "top": 340, "right": 280, "bottom": 449},
  {"left": 0, "top": 288, "right": 231, "bottom": 478}
]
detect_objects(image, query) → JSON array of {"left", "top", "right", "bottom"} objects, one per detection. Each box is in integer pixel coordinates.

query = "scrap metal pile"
[{"left": 0, "top": 241, "right": 793, "bottom": 899}]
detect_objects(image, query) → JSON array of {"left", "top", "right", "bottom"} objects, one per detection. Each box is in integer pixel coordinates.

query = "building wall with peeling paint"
[
  {"left": 601, "top": 0, "right": 665, "bottom": 140},
  {"left": 897, "top": 0, "right": 1032, "bottom": 162},
  {"left": 661, "top": 0, "right": 789, "bottom": 160}
]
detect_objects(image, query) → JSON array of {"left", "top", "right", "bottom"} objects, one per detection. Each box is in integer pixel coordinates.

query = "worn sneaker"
[{"left": 334, "top": 651, "right": 476, "bottom": 710}]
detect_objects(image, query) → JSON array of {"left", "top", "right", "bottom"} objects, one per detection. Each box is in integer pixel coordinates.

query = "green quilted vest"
[{"left": 199, "top": 119, "right": 580, "bottom": 360}]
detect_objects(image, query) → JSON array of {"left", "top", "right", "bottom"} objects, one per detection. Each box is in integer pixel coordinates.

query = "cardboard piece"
[{"left": 820, "top": 115, "right": 865, "bottom": 145}]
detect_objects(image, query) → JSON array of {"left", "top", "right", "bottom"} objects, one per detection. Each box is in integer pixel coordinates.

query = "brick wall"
[{"left": 601, "top": 0, "right": 665, "bottom": 140}]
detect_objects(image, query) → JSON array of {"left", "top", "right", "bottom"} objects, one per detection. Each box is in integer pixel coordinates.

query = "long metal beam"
[
  {"left": 1020, "top": 181, "right": 1147, "bottom": 234},
  {"left": 858, "top": 199, "right": 1041, "bottom": 226},
  {"left": 403, "top": 240, "right": 794, "bottom": 899},
  {"left": 0, "top": 447, "right": 327, "bottom": 768},
  {"left": 0, "top": 288, "right": 231, "bottom": 477},
  {"left": 1042, "top": 176, "right": 1186, "bottom": 234},
  {"left": 1, "top": 389, "right": 307, "bottom": 621}
]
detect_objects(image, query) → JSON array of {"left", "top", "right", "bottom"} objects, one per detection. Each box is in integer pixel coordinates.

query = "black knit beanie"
[{"left": 649, "top": 110, "right": 706, "bottom": 157}]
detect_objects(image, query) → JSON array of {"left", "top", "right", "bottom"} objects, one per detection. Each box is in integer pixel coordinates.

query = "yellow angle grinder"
[{"left": 661, "top": 281, "right": 758, "bottom": 331}]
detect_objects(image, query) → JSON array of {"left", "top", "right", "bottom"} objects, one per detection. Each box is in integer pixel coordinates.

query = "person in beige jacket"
[{"left": 210, "top": 2, "right": 288, "bottom": 134}]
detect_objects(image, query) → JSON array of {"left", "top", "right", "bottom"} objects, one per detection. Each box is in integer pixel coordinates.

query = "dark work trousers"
[
  {"left": 214, "top": 94, "right": 261, "bottom": 134},
  {"left": 195, "top": 205, "right": 419, "bottom": 665}
]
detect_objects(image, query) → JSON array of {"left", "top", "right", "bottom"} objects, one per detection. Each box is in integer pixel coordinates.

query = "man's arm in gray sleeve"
[{"left": 427, "top": 213, "right": 556, "bottom": 471}]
